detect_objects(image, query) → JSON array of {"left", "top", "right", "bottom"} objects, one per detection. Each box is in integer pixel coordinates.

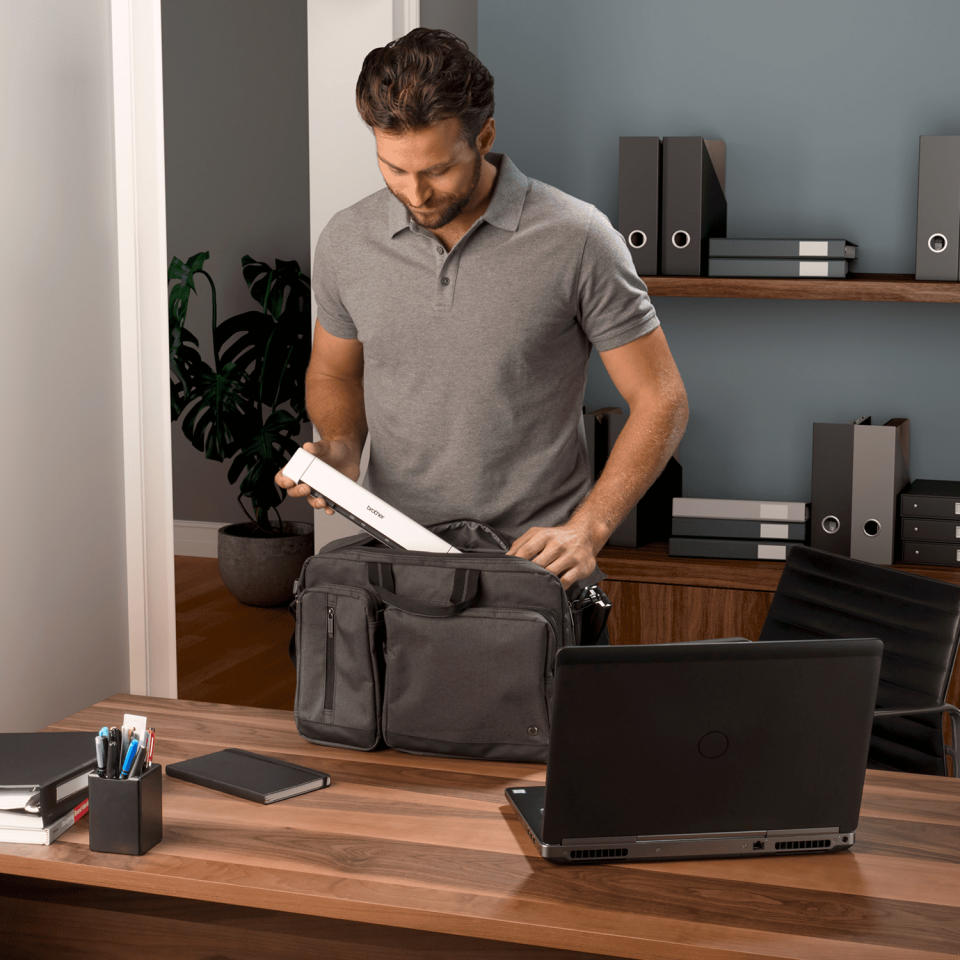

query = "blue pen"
[
  {"left": 99, "top": 726, "right": 109, "bottom": 738},
  {"left": 119, "top": 737, "right": 140, "bottom": 779}
]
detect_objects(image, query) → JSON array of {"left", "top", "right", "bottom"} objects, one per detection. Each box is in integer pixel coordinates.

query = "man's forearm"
[
  {"left": 305, "top": 372, "right": 368, "bottom": 463},
  {"left": 569, "top": 389, "right": 689, "bottom": 550}
]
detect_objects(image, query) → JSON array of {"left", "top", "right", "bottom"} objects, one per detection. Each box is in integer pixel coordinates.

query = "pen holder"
[{"left": 88, "top": 763, "right": 163, "bottom": 855}]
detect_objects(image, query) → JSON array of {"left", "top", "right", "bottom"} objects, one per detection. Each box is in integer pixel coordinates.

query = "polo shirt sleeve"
[
  {"left": 311, "top": 226, "right": 358, "bottom": 340},
  {"left": 576, "top": 206, "right": 660, "bottom": 352}
]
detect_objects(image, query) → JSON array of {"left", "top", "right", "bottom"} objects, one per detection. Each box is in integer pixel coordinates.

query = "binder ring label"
[
  {"left": 928, "top": 233, "right": 948, "bottom": 253},
  {"left": 671, "top": 230, "right": 691, "bottom": 250},
  {"left": 628, "top": 229, "right": 647, "bottom": 249}
]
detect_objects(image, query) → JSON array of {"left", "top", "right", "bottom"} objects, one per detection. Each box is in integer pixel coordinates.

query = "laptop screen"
[{"left": 541, "top": 639, "right": 882, "bottom": 845}]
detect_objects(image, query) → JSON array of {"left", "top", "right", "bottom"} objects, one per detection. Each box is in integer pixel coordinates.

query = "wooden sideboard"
[{"left": 598, "top": 542, "right": 960, "bottom": 710}]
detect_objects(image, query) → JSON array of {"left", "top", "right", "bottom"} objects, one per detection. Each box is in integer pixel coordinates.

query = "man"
[{"left": 276, "top": 28, "right": 688, "bottom": 592}]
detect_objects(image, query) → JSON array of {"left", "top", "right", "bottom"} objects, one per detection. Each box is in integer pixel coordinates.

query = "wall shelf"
[{"left": 645, "top": 273, "right": 960, "bottom": 303}]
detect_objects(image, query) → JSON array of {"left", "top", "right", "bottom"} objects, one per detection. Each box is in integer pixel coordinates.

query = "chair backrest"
[{"left": 759, "top": 545, "right": 960, "bottom": 775}]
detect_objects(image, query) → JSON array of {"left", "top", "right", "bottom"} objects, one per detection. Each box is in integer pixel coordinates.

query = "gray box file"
[
  {"left": 672, "top": 497, "right": 807, "bottom": 523},
  {"left": 850, "top": 418, "right": 909, "bottom": 565},
  {"left": 900, "top": 542, "right": 960, "bottom": 566},
  {"left": 618, "top": 137, "right": 662, "bottom": 277},
  {"left": 811, "top": 419, "right": 910, "bottom": 564},
  {"left": 900, "top": 479, "right": 960, "bottom": 519},
  {"left": 901, "top": 517, "right": 960, "bottom": 543},
  {"left": 915, "top": 135, "right": 960, "bottom": 281},
  {"left": 709, "top": 238, "right": 857, "bottom": 259},
  {"left": 707, "top": 258, "right": 848, "bottom": 278},
  {"left": 671, "top": 516, "right": 808, "bottom": 541},
  {"left": 661, "top": 137, "right": 727, "bottom": 276},
  {"left": 668, "top": 537, "right": 796, "bottom": 561}
]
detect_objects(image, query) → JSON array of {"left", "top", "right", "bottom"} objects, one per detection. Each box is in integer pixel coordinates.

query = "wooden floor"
[{"left": 175, "top": 556, "right": 297, "bottom": 710}]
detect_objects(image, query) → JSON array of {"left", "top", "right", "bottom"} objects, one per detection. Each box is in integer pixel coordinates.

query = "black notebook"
[
  {"left": 0, "top": 731, "right": 98, "bottom": 814},
  {"left": 166, "top": 749, "right": 331, "bottom": 803}
]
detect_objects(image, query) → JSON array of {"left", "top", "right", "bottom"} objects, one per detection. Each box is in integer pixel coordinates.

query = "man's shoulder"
[
  {"left": 321, "top": 187, "right": 395, "bottom": 240},
  {"left": 523, "top": 176, "right": 599, "bottom": 230}
]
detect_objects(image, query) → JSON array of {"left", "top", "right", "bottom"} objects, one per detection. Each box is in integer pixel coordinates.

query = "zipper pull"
[{"left": 327, "top": 606, "right": 335, "bottom": 637}]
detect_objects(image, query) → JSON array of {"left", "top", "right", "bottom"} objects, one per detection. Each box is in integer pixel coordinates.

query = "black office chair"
[{"left": 759, "top": 545, "right": 960, "bottom": 777}]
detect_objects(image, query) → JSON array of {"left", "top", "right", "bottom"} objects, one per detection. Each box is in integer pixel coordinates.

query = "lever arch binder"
[
  {"left": 661, "top": 137, "right": 727, "bottom": 276},
  {"left": 618, "top": 136, "right": 662, "bottom": 278},
  {"left": 915, "top": 135, "right": 960, "bottom": 281}
]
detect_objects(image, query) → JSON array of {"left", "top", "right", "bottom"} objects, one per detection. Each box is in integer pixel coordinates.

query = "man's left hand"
[{"left": 506, "top": 522, "right": 600, "bottom": 590}]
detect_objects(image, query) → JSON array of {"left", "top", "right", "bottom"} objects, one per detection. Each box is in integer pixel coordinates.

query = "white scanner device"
[{"left": 281, "top": 447, "right": 460, "bottom": 554}]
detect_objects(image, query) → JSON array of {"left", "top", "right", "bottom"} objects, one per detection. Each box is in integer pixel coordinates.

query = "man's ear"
[{"left": 475, "top": 116, "right": 496, "bottom": 155}]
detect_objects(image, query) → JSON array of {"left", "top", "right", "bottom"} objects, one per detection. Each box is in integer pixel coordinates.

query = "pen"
[
  {"left": 107, "top": 727, "right": 122, "bottom": 778},
  {"left": 95, "top": 734, "right": 107, "bottom": 777},
  {"left": 128, "top": 741, "right": 147, "bottom": 778},
  {"left": 120, "top": 737, "right": 140, "bottom": 779},
  {"left": 106, "top": 739, "right": 119, "bottom": 779},
  {"left": 146, "top": 728, "right": 156, "bottom": 766}
]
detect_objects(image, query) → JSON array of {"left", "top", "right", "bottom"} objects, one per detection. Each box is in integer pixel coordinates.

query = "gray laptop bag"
[{"left": 291, "top": 519, "right": 609, "bottom": 762}]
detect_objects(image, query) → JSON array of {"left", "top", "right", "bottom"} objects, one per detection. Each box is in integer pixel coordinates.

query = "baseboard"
[{"left": 174, "top": 520, "right": 228, "bottom": 558}]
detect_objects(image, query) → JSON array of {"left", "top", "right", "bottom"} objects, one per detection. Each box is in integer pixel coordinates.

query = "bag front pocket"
[
  {"left": 382, "top": 606, "right": 555, "bottom": 761},
  {"left": 295, "top": 584, "right": 382, "bottom": 750}
]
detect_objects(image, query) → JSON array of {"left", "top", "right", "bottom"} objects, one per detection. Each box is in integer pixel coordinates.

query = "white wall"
[
  {"left": 0, "top": 0, "right": 130, "bottom": 729},
  {"left": 307, "top": 0, "right": 401, "bottom": 546}
]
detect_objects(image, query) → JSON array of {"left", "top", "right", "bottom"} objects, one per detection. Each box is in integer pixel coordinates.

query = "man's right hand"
[{"left": 274, "top": 440, "right": 361, "bottom": 516}]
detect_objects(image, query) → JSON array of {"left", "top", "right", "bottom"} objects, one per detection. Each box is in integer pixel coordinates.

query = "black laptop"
[{"left": 506, "top": 638, "right": 882, "bottom": 863}]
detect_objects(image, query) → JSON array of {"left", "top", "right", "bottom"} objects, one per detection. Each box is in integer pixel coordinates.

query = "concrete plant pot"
[{"left": 218, "top": 521, "right": 314, "bottom": 607}]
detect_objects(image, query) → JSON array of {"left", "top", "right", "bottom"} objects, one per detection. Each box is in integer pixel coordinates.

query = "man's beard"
[{"left": 395, "top": 151, "right": 482, "bottom": 230}]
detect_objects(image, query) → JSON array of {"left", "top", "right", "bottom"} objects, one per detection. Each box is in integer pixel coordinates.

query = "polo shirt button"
[
  {"left": 436, "top": 245, "right": 444, "bottom": 255},
  {"left": 440, "top": 276, "right": 450, "bottom": 286}
]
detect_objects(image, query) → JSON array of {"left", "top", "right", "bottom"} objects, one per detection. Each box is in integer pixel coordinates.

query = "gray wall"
[
  {"left": 421, "top": 0, "right": 478, "bottom": 52},
  {"left": 0, "top": 0, "right": 130, "bottom": 729},
  {"left": 479, "top": 0, "right": 960, "bottom": 500},
  {"left": 162, "top": 0, "right": 312, "bottom": 525}
]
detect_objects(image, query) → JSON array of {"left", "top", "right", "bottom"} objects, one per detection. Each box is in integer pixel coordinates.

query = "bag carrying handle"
[{"left": 367, "top": 563, "right": 481, "bottom": 618}]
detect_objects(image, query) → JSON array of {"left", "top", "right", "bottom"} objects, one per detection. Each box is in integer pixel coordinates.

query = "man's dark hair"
[{"left": 356, "top": 28, "right": 494, "bottom": 143}]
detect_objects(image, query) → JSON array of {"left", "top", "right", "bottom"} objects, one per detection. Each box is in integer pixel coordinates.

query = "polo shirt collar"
[{"left": 386, "top": 152, "right": 528, "bottom": 238}]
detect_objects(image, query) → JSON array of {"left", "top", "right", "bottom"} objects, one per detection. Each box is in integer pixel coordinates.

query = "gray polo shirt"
[{"left": 312, "top": 153, "right": 660, "bottom": 540}]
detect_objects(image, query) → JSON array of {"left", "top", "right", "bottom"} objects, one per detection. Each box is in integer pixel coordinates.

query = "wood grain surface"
[
  {"left": 1, "top": 694, "right": 959, "bottom": 960},
  {"left": 644, "top": 273, "right": 960, "bottom": 303}
]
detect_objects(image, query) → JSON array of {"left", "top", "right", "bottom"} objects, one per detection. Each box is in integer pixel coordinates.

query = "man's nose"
[{"left": 408, "top": 176, "right": 430, "bottom": 207}]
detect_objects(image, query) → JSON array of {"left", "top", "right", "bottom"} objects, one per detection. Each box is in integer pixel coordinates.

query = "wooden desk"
[{"left": 2, "top": 695, "right": 959, "bottom": 960}]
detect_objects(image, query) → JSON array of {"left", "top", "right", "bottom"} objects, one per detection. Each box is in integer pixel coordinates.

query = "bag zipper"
[{"left": 324, "top": 602, "right": 335, "bottom": 712}]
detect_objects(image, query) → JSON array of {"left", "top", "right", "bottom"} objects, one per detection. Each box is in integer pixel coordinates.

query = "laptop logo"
[
  {"left": 366, "top": 505, "right": 385, "bottom": 519},
  {"left": 698, "top": 730, "right": 729, "bottom": 759}
]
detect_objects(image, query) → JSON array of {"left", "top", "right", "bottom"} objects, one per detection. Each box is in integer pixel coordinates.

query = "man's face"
[{"left": 374, "top": 117, "right": 483, "bottom": 230}]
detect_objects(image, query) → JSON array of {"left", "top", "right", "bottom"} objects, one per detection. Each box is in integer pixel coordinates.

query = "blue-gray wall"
[
  {"left": 479, "top": 0, "right": 960, "bottom": 500},
  {"left": 163, "top": 0, "right": 312, "bottom": 525}
]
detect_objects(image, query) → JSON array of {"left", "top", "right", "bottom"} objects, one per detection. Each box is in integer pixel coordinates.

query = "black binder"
[
  {"left": 661, "top": 137, "right": 727, "bottom": 275},
  {"left": 915, "top": 135, "right": 960, "bottom": 281},
  {"left": 900, "top": 479, "right": 960, "bottom": 519},
  {"left": 0, "top": 731, "right": 97, "bottom": 816},
  {"left": 810, "top": 421, "right": 857, "bottom": 556},
  {"left": 618, "top": 136, "right": 662, "bottom": 277},
  {"left": 166, "top": 748, "right": 331, "bottom": 804}
]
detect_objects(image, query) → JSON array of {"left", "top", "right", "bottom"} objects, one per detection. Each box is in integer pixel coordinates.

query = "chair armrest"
[
  {"left": 873, "top": 704, "right": 960, "bottom": 778},
  {"left": 873, "top": 703, "right": 960, "bottom": 720}
]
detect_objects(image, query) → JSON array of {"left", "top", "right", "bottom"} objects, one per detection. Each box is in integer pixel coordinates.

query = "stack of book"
[
  {"left": 900, "top": 479, "right": 960, "bottom": 567},
  {"left": 707, "top": 238, "right": 857, "bottom": 278},
  {"left": 670, "top": 497, "right": 809, "bottom": 560},
  {"left": 0, "top": 731, "right": 95, "bottom": 844}
]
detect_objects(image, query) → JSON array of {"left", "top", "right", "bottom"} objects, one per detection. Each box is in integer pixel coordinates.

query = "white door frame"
[
  {"left": 111, "top": 0, "right": 178, "bottom": 698},
  {"left": 111, "top": 0, "right": 419, "bottom": 698}
]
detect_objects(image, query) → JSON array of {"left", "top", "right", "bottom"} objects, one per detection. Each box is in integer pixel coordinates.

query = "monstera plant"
[{"left": 169, "top": 252, "right": 315, "bottom": 605}]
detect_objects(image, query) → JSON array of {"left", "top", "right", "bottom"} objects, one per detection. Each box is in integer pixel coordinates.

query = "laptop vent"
[
  {"left": 569, "top": 848, "right": 629, "bottom": 860},
  {"left": 774, "top": 839, "right": 831, "bottom": 851}
]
